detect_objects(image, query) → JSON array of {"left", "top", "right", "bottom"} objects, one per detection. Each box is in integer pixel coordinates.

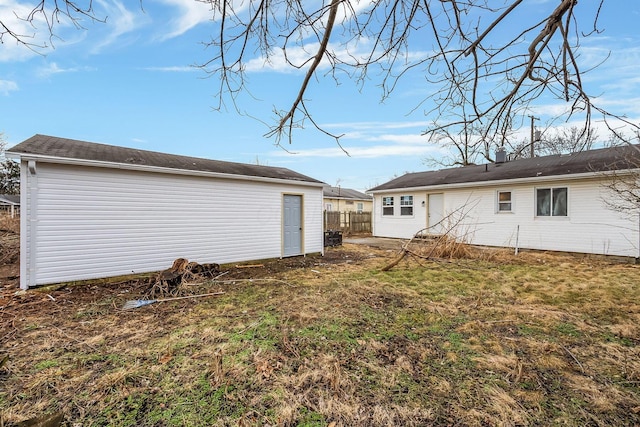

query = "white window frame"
[
  {"left": 325, "top": 203, "right": 333, "bottom": 212},
  {"left": 535, "top": 187, "right": 568, "bottom": 217},
  {"left": 497, "top": 190, "right": 513, "bottom": 213},
  {"left": 382, "top": 196, "right": 394, "bottom": 216},
  {"left": 356, "top": 202, "right": 364, "bottom": 213},
  {"left": 400, "top": 195, "right": 414, "bottom": 216}
]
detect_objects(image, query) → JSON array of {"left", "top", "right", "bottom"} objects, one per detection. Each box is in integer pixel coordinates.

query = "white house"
[
  {"left": 8, "top": 135, "right": 325, "bottom": 289},
  {"left": 323, "top": 187, "right": 373, "bottom": 213},
  {"left": 368, "top": 145, "right": 640, "bottom": 258}
]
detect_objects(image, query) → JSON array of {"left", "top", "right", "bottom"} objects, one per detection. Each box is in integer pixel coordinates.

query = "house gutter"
[
  {"left": 367, "top": 169, "right": 640, "bottom": 194},
  {"left": 6, "top": 152, "right": 326, "bottom": 188}
]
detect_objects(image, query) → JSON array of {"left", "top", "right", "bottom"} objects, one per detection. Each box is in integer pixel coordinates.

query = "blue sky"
[{"left": 2, "top": 1, "right": 640, "bottom": 192}]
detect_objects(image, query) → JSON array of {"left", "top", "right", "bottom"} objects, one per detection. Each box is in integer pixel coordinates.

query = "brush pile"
[{"left": 147, "top": 258, "right": 221, "bottom": 298}]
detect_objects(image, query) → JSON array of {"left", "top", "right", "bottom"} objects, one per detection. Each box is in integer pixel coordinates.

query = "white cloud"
[
  {"left": 324, "top": 120, "right": 429, "bottom": 130},
  {"left": 0, "top": 0, "right": 147, "bottom": 60},
  {"left": 367, "top": 133, "right": 427, "bottom": 144},
  {"left": 267, "top": 120, "right": 435, "bottom": 158},
  {"left": 243, "top": 44, "right": 322, "bottom": 73},
  {"left": 272, "top": 143, "right": 442, "bottom": 159},
  {"left": 90, "top": 0, "right": 148, "bottom": 53},
  {"left": 142, "top": 66, "right": 196, "bottom": 72},
  {"left": 154, "top": 0, "right": 218, "bottom": 41},
  {"left": 36, "top": 62, "right": 94, "bottom": 78},
  {"left": 0, "top": 80, "right": 19, "bottom": 95},
  {"left": 0, "top": 0, "right": 54, "bottom": 62}
]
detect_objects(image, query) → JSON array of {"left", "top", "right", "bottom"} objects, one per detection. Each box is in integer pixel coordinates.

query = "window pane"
[
  {"left": 498, "top": 191, "right": 512, "bottom": 212},
  {"left": 383, "top": 207, "right": 393, "bottom": 216},
  {"left": 400, "top": 195, "right": 413, "bottom": 206},
  {"left": 537, "top": 189, "right": 551, "bottom": 216},
  {"left": 552, "top": 187, "right": 567, "bottom": 216},
  {"left": 401, "top": 207, "right": 413, "bottom": 216}
]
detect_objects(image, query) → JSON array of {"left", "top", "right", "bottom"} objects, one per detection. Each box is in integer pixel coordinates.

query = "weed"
[
  {"left": 555, "top": 322, "right": 583, "bottom": 338},
  {"left": 33, "top": 360, "right": 59, "bottom": 371}
]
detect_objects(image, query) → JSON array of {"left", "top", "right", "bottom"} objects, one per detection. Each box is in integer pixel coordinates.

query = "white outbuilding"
[{"left": 8, "top": 135, "right": 325, "bottom": 289}]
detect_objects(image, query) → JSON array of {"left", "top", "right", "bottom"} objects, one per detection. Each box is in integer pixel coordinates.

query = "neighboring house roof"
[
  {"left": 0, "top": 194, "right": 20, "bottom": 205},
  {"left": 323, "top": 186, "right": 372, "bottom": 201},
  {"left": 369, "top": 144, "right": 640, "bottom": 192},
  {"left": 7, "top": 134, "right": 324, "bottom": 185}
]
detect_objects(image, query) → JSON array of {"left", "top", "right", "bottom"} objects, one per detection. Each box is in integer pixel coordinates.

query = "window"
[
  {"left": 356, "top": 202, "right": 364, "bottom": 213},
  {"left": 346, "top": 200, "right": 354, "bottom": 205},
  {"left": 497, "top": 191, "right": 512, "bottom": 212},
  {"left": 536, "top": 187, "right": 567, "bottom": 217},
  {"left": 400, "top": 195, "right": 414, "bottom": 216},
  {"left": 382, "top": 196, "right": 394, "bottom": 216},
  {"left": 325, "top": 203, "right": 333, "bottom": 212}
]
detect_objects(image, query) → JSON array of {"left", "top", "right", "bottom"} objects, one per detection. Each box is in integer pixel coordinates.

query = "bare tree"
[
  {"left": 197, "top": 0, "right": 637, "bottom": 148},
  {"left": 424, "top": 117, "right": 494, "bottom": 167},
  {"left": 0, "top": 1, "right": 104, "bottom": 52},
  {"left": 600, "top": 131, "right": 640, "bottom": 218},
  {"left": 0, "top": 136, "right": 20, "bottom": 195},
  {"left": 4, "top": 1, "right": 639, "bottom": 154},
  {"left": 509, "top": 125, "right": 599, "bottom": 160}
]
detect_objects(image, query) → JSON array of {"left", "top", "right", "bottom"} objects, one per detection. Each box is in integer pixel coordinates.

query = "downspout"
[{"left": 23, "top": 160, "right": 38, "bottom": 289}]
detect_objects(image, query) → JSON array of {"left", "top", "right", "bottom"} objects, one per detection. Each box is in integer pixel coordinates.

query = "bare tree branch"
[{"left": 4, "top": 0, "right": 638, "bottom": 162}]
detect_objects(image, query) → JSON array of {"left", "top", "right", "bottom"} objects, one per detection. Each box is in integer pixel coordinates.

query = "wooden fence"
[{"left": 324, "top": 211, "right": 372, "bottom": 233}]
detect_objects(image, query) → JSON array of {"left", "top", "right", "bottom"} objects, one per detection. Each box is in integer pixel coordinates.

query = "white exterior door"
[
  {"left": 428, "top": 193, "right": 444, "bottom": 234},
  {"left": 283, "top": 195, "right": 302, "bottom": 256}
]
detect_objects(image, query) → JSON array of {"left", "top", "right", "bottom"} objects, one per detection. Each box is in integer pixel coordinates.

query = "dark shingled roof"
[
  {"left": 8, "top": 134, "right": 324, "bottom": 184},
  {"left": 323, "top": 186, "right": 372, "bottom": 200},
  {"left": 369, "top": 144, "right": 640, "bottom": 192}
]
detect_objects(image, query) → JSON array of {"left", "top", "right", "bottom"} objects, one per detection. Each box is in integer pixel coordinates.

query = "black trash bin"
[{"left": 324, "top": 230, "right": 343, "bottom": 247}]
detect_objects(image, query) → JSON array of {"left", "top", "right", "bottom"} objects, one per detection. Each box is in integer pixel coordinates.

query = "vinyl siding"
[
  {"left": 372, "top": 191, "right": 427, "bottom": 238},
  {"left": 22, "top": 162, "right": 323, "bottom": 288},
  {"left": 373, "top": 177, "right": 640, "bottom": 258},
  {"left": 323, "top": 198, "right": 373, "bottom": 212}
]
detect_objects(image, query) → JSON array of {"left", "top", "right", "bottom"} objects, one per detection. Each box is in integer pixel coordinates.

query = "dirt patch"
[{"left": 0, "top": 239, "right": 379, "bottom": 305}]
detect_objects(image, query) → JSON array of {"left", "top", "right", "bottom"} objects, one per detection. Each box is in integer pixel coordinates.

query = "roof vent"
[{"left": 495, "top": 148, "right": 507, "bottom": 164}]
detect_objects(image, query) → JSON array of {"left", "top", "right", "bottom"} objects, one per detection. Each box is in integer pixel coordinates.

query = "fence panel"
[
  {"left": 348, "top": 211, "right": 371, "bottom": 233},
  {"left": 324, "top": 210, "right": 371, "bottom": 233},
  {"left": 324, "top": 211, "right": 341, "bottom": 231}
]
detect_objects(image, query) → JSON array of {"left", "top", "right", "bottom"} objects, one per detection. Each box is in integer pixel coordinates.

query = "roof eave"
[
  {"left": 367, "top": 169, "right": 639, "bottom": 194},
  {"left": 324, "top": 196, "right": 372, "bottom": 201},
  {"left": 9, "top": 152, "right": 326, "bottom": 188}
]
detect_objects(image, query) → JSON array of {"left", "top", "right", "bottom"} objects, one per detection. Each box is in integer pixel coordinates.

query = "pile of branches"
[
  {"left": 146, "top": 258, "right": 221, "bottom": 298},
  {"left": 382, "top": 203, "right": 478, "bottom": 271},
  {"left": 382, "top": 231, "right": 473, "bottom": 271}
]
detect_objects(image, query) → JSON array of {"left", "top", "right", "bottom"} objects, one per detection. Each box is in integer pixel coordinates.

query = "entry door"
[
  {"left": 427, "top": 193, "right": 444, "bottom": 235},
  {"left": 283, "top": 195, "right": 302, "bottom": 257}
]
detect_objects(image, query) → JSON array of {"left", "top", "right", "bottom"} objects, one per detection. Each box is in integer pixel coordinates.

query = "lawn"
[{"left": 1, "top": 235, "right": 639, "bottom": 426}]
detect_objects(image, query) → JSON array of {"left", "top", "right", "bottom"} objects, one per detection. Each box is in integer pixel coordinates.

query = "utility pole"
[{"left": 529, "top": 115, "right": 539, "bottom": 158}]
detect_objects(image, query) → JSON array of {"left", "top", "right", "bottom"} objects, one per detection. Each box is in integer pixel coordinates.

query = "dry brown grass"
[
  {"left": 0, "top": 215, "right": 19, "bottom": 267},
  {"left": 0, "top": 242, "right": 639, "bottom": 426},
  {"left": 0, "top": 214, "right": 19, "bottom": 234}
]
